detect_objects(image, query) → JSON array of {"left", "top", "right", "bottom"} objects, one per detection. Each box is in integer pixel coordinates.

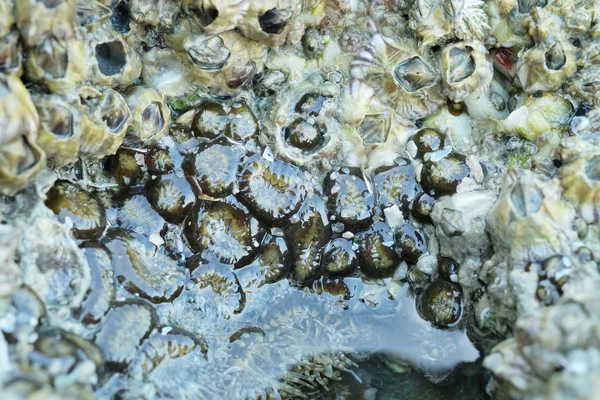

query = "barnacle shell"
[
  {"left": 409, "top": 0, "right": 490, "bottom": 50},
  {"left": 15, "top": 0, "right": 76, "bottom": 47},
  {"left": 129, "top": 0, "right": 180, "bottom": 30},
  {"left": 0, "top": 30, "right": 23, "bottom": 77},
  {"left": 264, "top": 75, "right": 344, "bottom": 166},
  {"left": 0, "top": 75, "right": 45, "bottom": 195},
  {"left": 0, "top": 74, "right": 39, "bottom": 145},
  {"left": 182, "top": 0, "right": 250, "bottom": 33},
  {"left": 237, "top": 0, "right": 302, "bottom": 47},
  {"left": 441, "top": 40, "right": 493, "bottom": 102},
  {"left": 516, "top": 39, "right": 577, "bottom": 93},
  {"left": 24, "top": 37, "right": 87, "bottom": 93},
  {"left": 79, "top": 88, "right": 132, "bottom": 157},
  {"left": 123, "top": 85, "right": 171, "bottom": 147},
  {"left": 486, "top": 170, "right": 577, "bottom": 266},
  {"left": 87, "top": 26, "right": 142, "bottom": 88},
  {"left": 351, "top": 34, "right": 444, "bottom": 120},
  {"left": 32, "top": 93, "right": 82, "bottom": 167},
  {"left": 560, "top": 142, "right": 600, "bottom": 224},
  {"left": 166, "top": 21, "right": 266, "bottom": 95}
]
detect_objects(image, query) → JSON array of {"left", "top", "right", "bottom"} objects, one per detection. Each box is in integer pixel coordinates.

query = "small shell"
[
  {"left": 130, "top": 0, "right": 180, "bottom": 30},
  {"left": 182, "top": 0, "right": 250, "bottom": 33},
  {"left": 166, "top": 21, "right": 266, "bottom": 96},
  {"left": 516, "top": 39, "right": 577, "bottom": 93},
  {"left": 123, "top": 85, "right": 171, "bottom": 147},
  {"left": 264, "top": 76, "right": 344, "bottom": 166},
  {"left": 441, "top": 40, "right": 493, "bottom": 102},
  {"left": 0, "top": 75, "right": 45, "bottom": 195},
  {"left": 351, "top": 34, "right": 444, "bottom": 120},
  {"left": 15, "top": 0, "right": 76, "bottom": 47},
  {"left": 24, "top": 37, "right": 87, "bottom": 93},
  {"left": 31, "top": 93, "right": 82, "bottom": 167},
  {"left": 237, "top": 0, "right": 302, "bottom": 47},
  {"left": 79, "top": 88, "right": 132, "bottom": 157},
  {"left": 87, "top": 25, "right": 142, "bottom": 88}
]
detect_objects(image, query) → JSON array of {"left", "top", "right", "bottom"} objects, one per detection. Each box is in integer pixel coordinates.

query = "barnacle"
[
  {"left": 32, "top": 93, "right": 81, "bottom": 167},
  {"left": 24, "top": 37, "right": 87, "bottom": 93},
  {"left": 322, "top": 237, "right": 358, "bottom": 277},
  {"left": 145, "top": 174, "right": 195, "bottom": 223},
  {"left": 102, "top": 228, "right": 186, "bottom": 302},
  {"left": 4, "top": 1, "right": 600, "bottom": 398},
  {"left": 351, "top": 34, "right": 444, "bottom": 120},
  {"left": 15, "top": 0, "right": 76, "bottom": 47},
  {"left": 237, "top": 153, "right": 308, "bottom": 226},
  {"left": 238, "top": 0, "right": 302, "bottom": 47},
  {"left": 324, "top": 166, "right": 375, "bottom": 228},
  {"left": 123, "top": 85, "right": 171, "bottom": 147},
  {"left": 409, "top": 0, "right": 490, "bottom": 50},
  {"left": 183, "top": 137, "right": 242, "bottom": 198},
  {"left": 45, "top": 180, "right": 107, "bottom": 240},
  {"left": 78, "top": 88, "right": 132, "bottom": 157},
  {"left": 184, "top": 200, "right": 261, "bottom": 266},
  {"left": 441, "top": 40, "right": 493, "bottom": 102},
  {"left": 182, "top": 0, "right": 250, "bottom": 33},
  {"left": 166, "top": 20, "right": 266, "bottom": 95},
  {"left": 285, "top": 194, "right": 331, "bottom": 282}
]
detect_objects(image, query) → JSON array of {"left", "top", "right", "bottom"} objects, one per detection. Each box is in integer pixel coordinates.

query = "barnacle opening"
[
  {"left": 545, "top": 43, "right": 566, "bottom": 71},
  {"left": 102, "top": 92, "right": 130, "bottom": 134},
  {"left": 394, "top": 57, "right": 437, "bottom": 92},
  {"left": 447, "top": 47, "right": 475, "bottom": 83},
  {"left": 189, "top": 2, "right": 219, "bottom": 27},
  {"left": 39, "top": 0, "right": 62, "bottom": 8},
  {"left": 284, "top": 118, "right": 323, "bottom": 150},
  {"left": 585, "top": 155, "right": 600, "bottom": 181},
  {"left": 46, "top": 105, "right": 74, "bottom": 138},
  {"left": 258, "top": 8, "right": 291, "bottom": 35},
  {"left": 141, "top": 102, "right": 164, "bottom": 139},
  {"left": 517, "top": 0, "right": 547, "bottom": 14},
  {"left": 96, "top": 41, "right": 127, "bottom": 77},
  {"left": 37, "top": 38, "right": 68, "bottom": 79},
  {"left": 110, "top": 1, "right": 131, "bottom": 34}
]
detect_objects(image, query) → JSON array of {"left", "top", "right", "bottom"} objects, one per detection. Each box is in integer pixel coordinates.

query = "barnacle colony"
[{"left": 3, "top": 0, "right": 600, "bottom": 398}]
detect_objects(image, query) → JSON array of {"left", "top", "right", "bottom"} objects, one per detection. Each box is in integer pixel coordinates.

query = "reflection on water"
[{"left": 99, "top": 263, "right": 484, "bottom": 399}]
